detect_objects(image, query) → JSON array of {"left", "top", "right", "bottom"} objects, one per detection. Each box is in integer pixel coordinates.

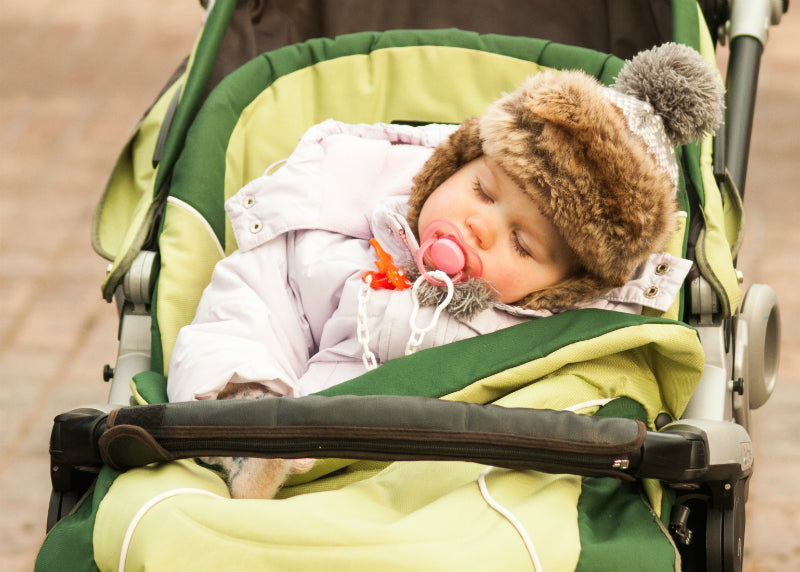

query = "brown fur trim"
[
  {"left": 406, "top": 118, "right": 484, "bottom": 238},
  {"left": 514, "top": 273, "right": 608, "bottom": 312}
]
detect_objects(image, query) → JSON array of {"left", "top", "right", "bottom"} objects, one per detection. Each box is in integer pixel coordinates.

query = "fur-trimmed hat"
[{"left": 407, "top": 43, "right": 724, "bottom": 311}]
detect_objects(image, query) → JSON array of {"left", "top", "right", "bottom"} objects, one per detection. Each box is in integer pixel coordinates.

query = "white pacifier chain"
[
  {"left": 357, "top": 274, "right": 379, "bottom": 371},
  {"left": 358, "top": 271, "right": 454, "bottom": 370},
  {"left": 406, "top": 271, "right": 454, "bottom": 356}
]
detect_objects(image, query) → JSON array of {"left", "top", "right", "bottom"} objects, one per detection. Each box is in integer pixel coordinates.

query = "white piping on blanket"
[
  {"left": 562, "top": 398, "right": 616, "bottom": 412},
  {"left": 474, "top": 398, "right": 618, "bottom": 571},
  {"left": 118, "top": 488, "right": 226, "bottom": 572},
  {"left": 478, "top": 467, "right": 544, "bottom": 572}
]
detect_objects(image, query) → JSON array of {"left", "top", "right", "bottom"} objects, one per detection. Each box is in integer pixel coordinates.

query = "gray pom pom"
[{"left": 615, "top": 43, "right": 725, "bottom": 146}]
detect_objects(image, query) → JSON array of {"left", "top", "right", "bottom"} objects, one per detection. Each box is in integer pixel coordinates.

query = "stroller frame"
[{"left": 41, "top": 1, "right": 786, "bottom": 571}]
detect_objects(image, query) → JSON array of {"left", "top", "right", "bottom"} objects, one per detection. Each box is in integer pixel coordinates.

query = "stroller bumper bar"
[{"left": 49, "top": 395, "right": 752, "bottom": 490}]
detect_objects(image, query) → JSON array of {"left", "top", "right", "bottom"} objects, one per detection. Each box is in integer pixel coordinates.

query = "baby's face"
[{"left": 417, "top": 157, "right": 578, "bottom": 304}]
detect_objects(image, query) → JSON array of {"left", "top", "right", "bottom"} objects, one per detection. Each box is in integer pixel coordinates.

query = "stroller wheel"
[{"left": 705, "top": 478, "right": 748, "bottom": 572}]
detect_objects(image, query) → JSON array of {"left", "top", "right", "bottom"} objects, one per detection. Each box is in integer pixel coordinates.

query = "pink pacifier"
[{"left": 416, "top": 219, "right": 483, "bottom": 287}]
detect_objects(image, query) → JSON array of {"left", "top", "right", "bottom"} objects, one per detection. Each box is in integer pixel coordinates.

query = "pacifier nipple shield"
[{"left": 416, "top": 219, "right": 483, "bottom": 286}]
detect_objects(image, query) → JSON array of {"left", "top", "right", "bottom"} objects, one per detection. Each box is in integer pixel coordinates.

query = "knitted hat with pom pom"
[{"left": 406, "top": 42, "right": 724, "bottom": 311}]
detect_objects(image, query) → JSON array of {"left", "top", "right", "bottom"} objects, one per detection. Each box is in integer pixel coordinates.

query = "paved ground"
[{"left": 1, "top": 2, "right": 798, "bottom": 570}]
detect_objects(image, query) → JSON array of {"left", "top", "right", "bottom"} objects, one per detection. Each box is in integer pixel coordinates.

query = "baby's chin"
[{"left": 402, "top": 263, "right": 499, "bottom": 322}]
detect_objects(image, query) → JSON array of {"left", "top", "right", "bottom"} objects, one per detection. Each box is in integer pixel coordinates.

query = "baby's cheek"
[{"left": 484, "top": 264, "right": 523, "bottom": 303}]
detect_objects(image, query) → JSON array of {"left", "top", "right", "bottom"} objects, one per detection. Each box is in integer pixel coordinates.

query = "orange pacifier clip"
[{"left": 362, "top": 238, "right": 411, "bottom": 290}]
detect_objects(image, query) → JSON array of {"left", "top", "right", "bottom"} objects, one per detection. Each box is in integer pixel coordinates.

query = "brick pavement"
[
  {"left": 0, "top": 2, "right": 203, "bottom": 570},
  {"left": 0, "top": 2, "right": 798, "bottom": 571}
]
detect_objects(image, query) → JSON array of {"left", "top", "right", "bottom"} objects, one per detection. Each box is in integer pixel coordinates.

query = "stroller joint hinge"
[{"left": 689, "top": 276, "right": 721, "bottom": 326}]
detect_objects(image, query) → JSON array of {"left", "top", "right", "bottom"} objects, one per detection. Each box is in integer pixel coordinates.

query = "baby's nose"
[{"left": 466, "top": 215, "right": 496, "bottom": 250}]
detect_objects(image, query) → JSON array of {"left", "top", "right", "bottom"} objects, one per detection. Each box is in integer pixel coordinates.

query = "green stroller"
[{"left": 39, "top": 1, "right": 786, "bottom": 570}]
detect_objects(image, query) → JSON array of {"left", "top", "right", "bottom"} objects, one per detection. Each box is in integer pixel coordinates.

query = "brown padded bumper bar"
[
  {"left": 85, "top": 394, "right": 699, "bottom": 480},
  {"left": 50, "top": 395, "right": 712, "bottom": 487}
]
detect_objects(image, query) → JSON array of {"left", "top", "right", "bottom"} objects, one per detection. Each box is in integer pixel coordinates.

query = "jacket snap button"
[
  {"left": 644, "top": 285, "right": 660, "bottom": 298},
  {"left": 244, "top": 196, "right": 255, "bottom": 208},
  {"left": 249, "top": 220, "right": 263, "bottom": 234},
  {"left": 655, "top": 263, "right": 670, "bottom": 276}
]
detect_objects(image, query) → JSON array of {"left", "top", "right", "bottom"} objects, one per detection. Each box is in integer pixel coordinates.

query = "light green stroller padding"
[{"left": 95, "top": 461, "right": 664, "bottom": 572}]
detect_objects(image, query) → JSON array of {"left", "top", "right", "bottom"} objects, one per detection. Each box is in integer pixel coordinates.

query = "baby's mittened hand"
[
  {"left": 222, "top": 456, "right": 316, "bottom": 499},
  {"left": 203, "top": 381, "right": 316, "bottom": 498},
  {"left": 200, "top": 455, "right": 315, "bottom": 499}
]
